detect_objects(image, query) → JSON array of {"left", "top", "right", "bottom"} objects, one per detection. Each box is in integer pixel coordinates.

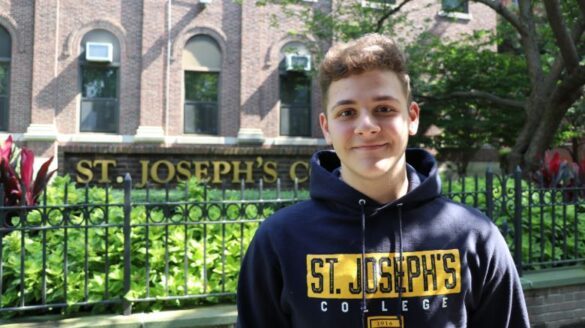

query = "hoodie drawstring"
[
  {"left": 358, "top": 199, "right": 367, "bottom": 328},
  {"left": 358, "top": 200, "right": 405, "bottom": 328},
  {"left": 397, "top": 203, "right": 404, "bottom": 328}
]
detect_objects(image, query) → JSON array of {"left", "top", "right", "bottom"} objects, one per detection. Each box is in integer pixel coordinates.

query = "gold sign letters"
[{"left": 74, "top": 156, "right": 310, "bottom": 187}]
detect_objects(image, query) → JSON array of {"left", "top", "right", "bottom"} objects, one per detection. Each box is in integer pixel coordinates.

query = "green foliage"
[
  {"left": 408, "top": 31, "right": 528, "bottom": 174},
  {"left": 442, "top": 174, "right": 585, "bottom": 269},
  {"left": 0, "top": 177, "right": 267, "bottom": 317},
  {"left": 2, "top": 173, "right": 583, "bottom": 318}
]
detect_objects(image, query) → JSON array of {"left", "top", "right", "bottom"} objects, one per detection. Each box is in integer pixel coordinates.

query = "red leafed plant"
[
  {"left": 0, "top": 135, "right": 56, "bottom": 208},
  {"left": 534, "top": 150, "right": 585, "bottom": 200}
]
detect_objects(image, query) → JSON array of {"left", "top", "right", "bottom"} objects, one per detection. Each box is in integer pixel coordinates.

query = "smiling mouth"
[{"left": 352, "top": 143, "right": 388, "bottom": 150}]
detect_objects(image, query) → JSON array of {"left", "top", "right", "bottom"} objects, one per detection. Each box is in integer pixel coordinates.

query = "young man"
[{"left": 237, "top": 33, "right": 530, "bottom": 328}]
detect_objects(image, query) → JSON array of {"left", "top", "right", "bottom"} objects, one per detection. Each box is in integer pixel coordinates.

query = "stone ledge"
[
  {"left": 0, "top": 304, "right": 237, "bottom": 328},
  {"left": 521, "top": 266, "right": 585, "bottom": 290}
]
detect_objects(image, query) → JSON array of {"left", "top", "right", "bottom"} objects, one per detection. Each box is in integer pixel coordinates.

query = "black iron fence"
[{"left": 0, "top": 169, "right": 584, "bottom": 316}]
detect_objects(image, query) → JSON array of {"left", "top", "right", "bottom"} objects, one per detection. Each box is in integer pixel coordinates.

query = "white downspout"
[{"left": 165, "top": 0, "right": 172, "bottom": 142}]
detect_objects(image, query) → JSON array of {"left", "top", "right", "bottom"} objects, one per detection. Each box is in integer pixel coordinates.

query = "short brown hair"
[{"left": 318, "top": 33, "right": 411, "bottom": 111}]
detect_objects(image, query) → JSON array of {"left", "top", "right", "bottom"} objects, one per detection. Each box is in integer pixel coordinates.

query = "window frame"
[
  {"left": 279, "top": 69, "right": 312, "bottom": 137},
  {"left": 438, "top": 0, "right": 472, "bottom": 20},
  {"left": 0, "top": 25, "right": 11, "bottom": 132},
  {"left": 78, "top": 62, "right": 120, "bottom": 133},
  {"left": 182, "top": 34, "right": 222, "bottom": 136},
  {"left": 0, "top": 60, "right": 9, "bottom": 132},
  {"left": 183, "top": 69, "right": 220, "bottom": 135}
]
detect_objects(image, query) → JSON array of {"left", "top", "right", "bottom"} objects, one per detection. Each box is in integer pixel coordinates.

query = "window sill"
[
  {"left": 437, "top": 10, "right": 472, "bottom": 21},
  {"left": 267, "top": 137, "right": 328, "bottom": 146},
  {"left": 360, "top": 0, "right": 396, "bottom": 10}
]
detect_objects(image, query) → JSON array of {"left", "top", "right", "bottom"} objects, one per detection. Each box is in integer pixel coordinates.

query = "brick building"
[{"left": 0, "top": 0, "right": 496, "bottom": 186}]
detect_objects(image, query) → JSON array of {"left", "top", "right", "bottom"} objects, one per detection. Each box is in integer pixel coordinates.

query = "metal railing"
[
  {"left": 0, "top": 169, "right": 584, "bottom": 316},
  {"left": 0, "top": 175, "right": 301, "bottom": 316},
  {"left": 443, "top": 168, "right": 585, "bottom": 276}
]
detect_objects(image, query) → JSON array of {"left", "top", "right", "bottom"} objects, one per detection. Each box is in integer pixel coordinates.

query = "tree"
[
  {"left": 471, "top": 0, "right": 585, "bottom": 171},
  {"left": 256, "top": 0, "right": 585, "bottom": 172},
  {"left": 407, "top": 31, "right": 528, "bottom": 174}
]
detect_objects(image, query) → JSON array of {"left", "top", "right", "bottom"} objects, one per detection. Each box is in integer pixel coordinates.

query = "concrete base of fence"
[
  {"left": 0, "top": 304, "right": 237, "bottom": 328},
  {"left": 522, "top": 266, "right": 585, "bottom": 328},
  {"left": 3, "top": 268, "right": 585, "bottom": 328}
]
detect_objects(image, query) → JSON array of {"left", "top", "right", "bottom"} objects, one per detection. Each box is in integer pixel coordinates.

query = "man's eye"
[
  {"left": 338, "top": 109, "right": 355, "bottom": 117},
  {"left": 376, "top": 105, "right": 395, "bottom": 113}
]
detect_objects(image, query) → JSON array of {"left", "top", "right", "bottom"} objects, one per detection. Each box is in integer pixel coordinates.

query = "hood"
[{"left": 309, "top": 148, "right": 441, "bottom": 213}]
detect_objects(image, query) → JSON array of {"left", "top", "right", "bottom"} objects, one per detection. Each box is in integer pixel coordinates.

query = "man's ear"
[
  {"left": 408, "top": 102, "right": 420, "bottom": 136},
  {"left": 319, "top": 113, "right": 332, "bottom": 144}
]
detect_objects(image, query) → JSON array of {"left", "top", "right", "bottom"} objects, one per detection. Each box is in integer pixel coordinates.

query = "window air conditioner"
[
  {"left": 285, "top": 54, "right": 311, "bottom": 71},
  {"left": 86, "top": 42, "right": 113, "bottom": 63}
]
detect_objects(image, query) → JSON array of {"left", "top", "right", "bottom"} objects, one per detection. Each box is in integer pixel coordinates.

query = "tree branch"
[
  {"left": 550, "top": 66, "right": 585, "bottom": 108},
  {"left": 578, "top": 0, "right": 585, "bottom": 20},
  {"left": 375, "top": 0, "right": 415, "bottom": 33},
  {"left": 450, "top": 90, "right": 526, "bottom": 109},
  {"left": 471, "top": 0, "right": 528, "bottom": 36},
  {"left": 543, "top": 18, "right": 585, "bottom": 94},
  {"left": 543, "top": 0, "right": 580, "bottom": 72},
  {"left": 419, "top": 90, "right": 526, "bottom": 109},
  {"left": 517, "top": 0, "right": 546, "bottom": 97}
]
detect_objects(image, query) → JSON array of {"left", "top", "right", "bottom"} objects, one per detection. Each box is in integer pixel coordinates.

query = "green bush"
[
  {"left": 0, "top": 176, "right": 270, "bottom": 316},
  {"left": 1, "top": 174, "right": 583, "bottom": 317},
  {"left": 442, "top": 174, "right": 585, "bottom": 269}
]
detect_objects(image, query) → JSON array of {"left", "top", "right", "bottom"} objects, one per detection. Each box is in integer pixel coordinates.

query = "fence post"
[
  {"left": 485, "top": 168, "right": 494, "bottom": 220},
  {"left": 122, "top": 173, "right": 132, "bottom": 315},
  {"left": 514, "top": 166, "right": 523, "bottom": 277}
]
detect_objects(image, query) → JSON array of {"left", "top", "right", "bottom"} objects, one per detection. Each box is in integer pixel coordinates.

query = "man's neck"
[{"left": 340, "top": 165, "right": 409, "bottom": 204}]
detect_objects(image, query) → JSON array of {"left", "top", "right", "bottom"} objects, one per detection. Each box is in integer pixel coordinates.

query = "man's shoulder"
[
  {"left": 427, "top": 197, "right": 500, "bottom": 238},
  {"left": 438, "top": 197, "right": 493, "bottom": 223},
  {"left": 256, "top": 199, "right": 320, "bottom": 232}
]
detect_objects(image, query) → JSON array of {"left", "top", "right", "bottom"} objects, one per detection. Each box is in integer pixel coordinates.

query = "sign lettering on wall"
[{"left": 72, "top": 156, "right": 310, "bottom": 187}]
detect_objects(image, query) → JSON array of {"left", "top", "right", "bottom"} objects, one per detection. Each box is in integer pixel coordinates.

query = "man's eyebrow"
[
  {"left": 372, "top": 95, "right": 400, "bottom": 102},
  {"left": 331, "top": 99, "right": 357, "bottom": 109}
]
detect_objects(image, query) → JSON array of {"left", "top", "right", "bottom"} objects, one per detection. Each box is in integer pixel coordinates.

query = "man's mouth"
[{"left": 352, "top": 143, "right": 388, "bottom": 150}]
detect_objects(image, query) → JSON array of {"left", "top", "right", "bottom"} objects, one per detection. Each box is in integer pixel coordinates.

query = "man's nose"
[{"left": 354, "top": 112, "right": 381, "bottom": 135}]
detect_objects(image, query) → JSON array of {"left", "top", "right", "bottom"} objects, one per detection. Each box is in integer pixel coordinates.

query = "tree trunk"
[{"left": 507, "top": 96, "right": 547, "bottom": 172}]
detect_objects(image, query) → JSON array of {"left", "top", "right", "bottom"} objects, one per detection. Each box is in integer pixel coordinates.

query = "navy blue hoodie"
[{"left": 237, "top": 149, "right": 530, "bottom": 327}]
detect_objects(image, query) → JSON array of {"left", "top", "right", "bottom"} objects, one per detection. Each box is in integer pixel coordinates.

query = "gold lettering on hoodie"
[{"left": 306, "top": 249, "right": 460, "bottom": 299}]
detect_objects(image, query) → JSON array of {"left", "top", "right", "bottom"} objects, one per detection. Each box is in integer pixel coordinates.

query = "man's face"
[{"left": 319, "top": 70, "right": 420, "bottom": 185}]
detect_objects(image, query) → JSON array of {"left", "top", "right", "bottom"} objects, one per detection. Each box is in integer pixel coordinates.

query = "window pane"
[
  {"left": 0, "top": 26, "right": 10, "bottom": 59},
  {"left": 80, "top": 99, "right": 118, "bottom": 133},
  {"left": 0, "top": 96, "right": 7, "bottom": 131},
  {"left": 368, "top": 0, "right": 396, "bottom": 4},
  {"left": 184, "top": 71, "right": 219, "bottom": 134},
  {"left": 184, "top": 101, "right": 218, "bottom": 134},
  {"left": 442, "top": 0, "right": 467, "bottom": 12},
  {"left": 0, "top": 63, "right": 8, "bottom": 131},
  {"left": 82, "top": 66, "right": 118, "bottom": 98},
  {"left": 185, "top": 71, "right": 219, "bottom": 101},
  {"left": 0, "top": 63, "right": 8, "bottom": 96},
  {"left": 280, "top": 72, "right": 311, "bottom": 137},
  {"left": 183, "top": 35, "right": 221, "bottom": 70}
]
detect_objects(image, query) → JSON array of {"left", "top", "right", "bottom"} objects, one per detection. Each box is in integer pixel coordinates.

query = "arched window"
[
  {"left": 279, "top": 42, "right": 311, "bottom": 137},
  {"left": 183, "top": 35, "right": 221, "bottom": 135},
  {"left": 79, "top": 29, "right": 120, "bottom": 133},
  {"left": 0, "top": 26, "right": 11, "bottom": 131}
]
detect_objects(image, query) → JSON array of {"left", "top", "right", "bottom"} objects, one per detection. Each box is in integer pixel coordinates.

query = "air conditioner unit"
[
  {"left": 285, "top": 54, "right": 311, "bottom": 71},
  {"left": 86, "top": 42, "right": 113, "bottom": 63}
]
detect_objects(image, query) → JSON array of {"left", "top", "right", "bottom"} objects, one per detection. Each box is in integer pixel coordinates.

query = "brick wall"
[
  {"left": 0, "top": 0, "right": 497, "bottom": 158},
  {"left": 1, "top": 0, "right": 34, "bottom": 133},
  {"left": 525, "top": 285, "right": 585, "bottom": 328}
]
